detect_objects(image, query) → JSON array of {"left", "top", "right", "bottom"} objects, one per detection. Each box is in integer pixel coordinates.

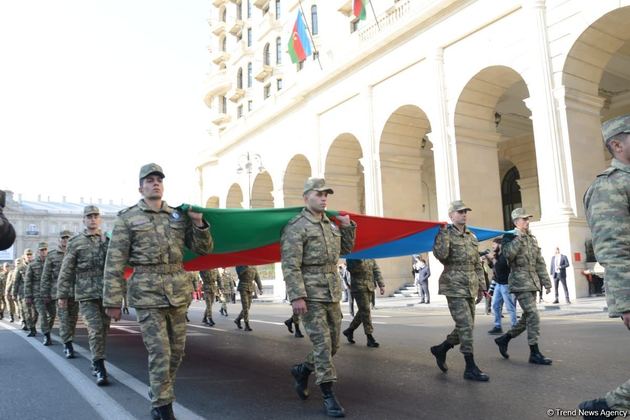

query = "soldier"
[
  {"left": 343, "top": 259, "right": 385, "bottom": 348},
  {"left": 4, "top": 260, "right": 18, "bottom": 322},
  {"left": 219, "top": 268, "right": 236, "bottom": 317},
  {"left": 57, "top": 205, "right": 111, "bottom": 386},
  {"left": 200, "top": 269, "right": 220, "bottom": 326},
  {"left": 579, "top": 114, "right": 630, "bottom": 416},
  {"left": 0, "top": 262, "right": 8, "bottom": 320},
  {"left": 429, "top": 200, "right": 489, "bottom": 382},
  {"left": 12, "top": 249, "right": 35, "bottom": 334},
  {"left": 24, "top": 241, "right": 50, "bottom": 345},
  {"left": 102, "top": 163, "right": 213, "bottom": 420},
  {"left": 281, "top": 177, "right": 356, "bottom": 418},
  {"left": 41, "top": 229, "right": 74, "bottom": 357},
  {"left": 234, "top": 265, "right": 263, "bottom": 331},
  {"left": 493, "top": 208, "right": 553, "bottom": 366},
  {"left": 283, "top": 313, "right": 304, "bottom": 338}
]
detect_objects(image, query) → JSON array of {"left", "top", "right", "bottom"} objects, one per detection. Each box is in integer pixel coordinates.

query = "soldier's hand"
[
  {"left": 621, "top": 312, "right": 630, "bottom": 330},
  {"left": 188, "top": 209, "right": 206, "bottom": 228},
  {"left": 292, "top": 298, "right": 308, "bottom": 315},
  {"left": 379, "top": 286, "right": 385, "bottom": 296},
  {"left": 475, "top": 291, "right": 483, "bottom": 304},
  {"left": 336, "top": 214, "right": 351, "bottom": 227},
  {"left": 105, "top": 308, "right": 122, "bottom": 322},
  {"left": 58, "top": 299, "right": 68, "bottom": 309}
]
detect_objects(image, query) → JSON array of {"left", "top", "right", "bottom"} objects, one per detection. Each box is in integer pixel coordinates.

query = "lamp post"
[{"left": 236, "top": 152, "right": 264, "bottom": 208}]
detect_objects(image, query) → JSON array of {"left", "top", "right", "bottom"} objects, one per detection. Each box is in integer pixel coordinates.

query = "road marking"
[
  {"left": 187, "top": 323, "right": 227, "bottom": 332},
  {"left": 0, "top": 322, "right": 135, "bottom": 420},
  {"left": 111, "top": 325, "right": 141, "bottom": 334},
  {"left": 249, "top": 319, "right": 284, "bottom": 326}
]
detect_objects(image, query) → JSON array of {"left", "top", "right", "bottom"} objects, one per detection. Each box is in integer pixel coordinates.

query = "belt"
[
  {"left": 302, "top": 263, "right": 338, "bottom": 274},
  {"left": 132, "top": 263, "right": 184, "bottom": 274}
]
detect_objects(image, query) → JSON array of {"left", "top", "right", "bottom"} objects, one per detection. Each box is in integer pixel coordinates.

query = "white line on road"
[
  {"left": 1, "top": 322, "right": 136, "bottom": 420},
  {"left": 187, "top": 323, "right": 227, "bottom": 332},
  {"left": 111, "top": 325, "right": 141, "bottom": 334}
]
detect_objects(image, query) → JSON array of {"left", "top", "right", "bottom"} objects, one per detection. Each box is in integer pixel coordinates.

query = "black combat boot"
[
  {"left": 42, "top": 332, "right": 52, "bottom": 346},
  {"left": 366, "top": 334, "right": 379, "bottom": 348},
  {"left": 22, "top": 321, "right": 28, "bottom": 331},
  {"left": 151, "top": 403, "right": 176, "bottom": 420},
  {"left": 92, "top": 361, "right": 98, "bottom": 376},
  {"left": 201, "top": 316, "right": 208, "bottom": 325},
  {"left": 290, "top": 363, "right": 312, "bottom": 400},
  {"left": 10, "top": 313, "right": 15, "bottom": 322},
  {"left": 342, "top": 328, "right": 355, "bottom": 344},
  {"left": 529, "top": 344, "right": 552, "bottom": 365},
  {"left": 94, "top": 359, "right": 109, "bottom": 386},
  {"left": 64, "top": 341, "right": 75, "bottom": 359},
  {"left": 284, "top": 318, "right": 294, "bottom": 333},
  {"left": 208, "top": 317, "right": 215, "bottom": 327},
  {"left": 320, "top": 382, "right": 345, "bottom": 418},
  {"left": 463, "top": 353, "right": 490, "bottom": 381},
  {"left": 27, "top": 327, "right": 37, "bottom": 337},
  {"left": 578, "top": 398, "right": 616, "bottom": 420},
  {"left": 494, "top": 333, "right": 512, "bottom": 359},
  {"left": 244, "top": 322, "right": 252, "bottom": 331},
  {"left": 122, "top": 307, "right": 129, "bottom": 314},
  {"left": 185, "top": 313, "right": 190, "bottom": 322},
  {"left": 224, "top": 309, "right": 229, "bottom": 317},
  {"left": 0, "top": 311, "right": 3, "bottom": 320},
  {"left": 234, "top": 318, "right": 242, "bottom": 329},
  {"left": 430, "top": 340, "right": 454, "bottom": 372},
  {"left": 294, "top": 324, "right": 304, "bottom": 338},
  {"left": 219, "top": 307, "right": 225, "bottom": 316}
]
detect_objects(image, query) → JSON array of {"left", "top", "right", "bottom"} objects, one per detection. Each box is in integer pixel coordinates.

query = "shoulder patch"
[
  {"left": 597, "top": 167, "right": 617, "bottom": 178},
  {"left": 67, "top": 234, "right": 81, "bottom": 243},
  {"left": 287, "top": 213, "right": 304, "bottom": 226}
]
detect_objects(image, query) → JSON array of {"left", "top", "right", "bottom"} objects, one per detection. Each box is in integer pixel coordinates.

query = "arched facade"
[{"left": 283, "top": 154, "right": 312, "bottom": 207}]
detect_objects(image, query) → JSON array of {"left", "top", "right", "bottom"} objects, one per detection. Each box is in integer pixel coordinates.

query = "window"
[
  {"left": 236, "top": 2, "right": 242, "bottom": 20},
  {"left": 221, "top": 36, "right": 227, "bottom": 52},
  {"left": 247, "top": 0, "right": 251, "bottom": 18},
  {"left": 276, "top": 78, "right": 283, "bottom": 91},
  {"left": 275, "top": 37, "right": 282, "bottom": 64},
  {"left": 275, "top": 0, "right": 281, "bottom": 18},
  {"left": 220, "top": 7, "right": 227, "bottom": 22},
  {"left": 237, "top": 105, "right": 243, "bottom": 118},
  {"left": 220, "top": 96, "right": 227, "bottom": 113},
  {"left": 247, "top": 28, "right": 252, "bottom": 47},
  {"left": 263, "top": 43, "right": 270, "bottom": 65},
  {"left": 247, "top": 62, "right": 253, "bottom": 87},
  {"left": 248, "top": 100, "right": 253, "bottom": 111},
  {"left": 264, "top": 83, "right": 271, "bottom": 99},
  {"left": 311, "top": 5, "right": 318, "bottom": 35},
  {"left": 501, "top": 166, "right": 522, "bottom": 230},
  {"left": 297, "top": 60, "right": 304, "bottom": 71},
  {"left": 26, "top": 223, "right": 39, "bottom": 236},
  {"left": 237, "top": 67, "right": 243, "bottom": 89}
]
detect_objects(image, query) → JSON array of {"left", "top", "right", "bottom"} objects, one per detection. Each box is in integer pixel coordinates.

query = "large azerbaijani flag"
[
  {"left": 353, "top": 0, "right": 367, "bottom": 20},
  {"left": 287, "top": 10, "right": 312, "bottom": 64},
  {"left": 177, "top": 205, "right": 506, "bottom": 270}
]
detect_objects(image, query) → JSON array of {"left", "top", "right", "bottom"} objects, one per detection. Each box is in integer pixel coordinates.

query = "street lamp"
[{"left": 236, "top": 152, "right": 264, "bottom": 208}]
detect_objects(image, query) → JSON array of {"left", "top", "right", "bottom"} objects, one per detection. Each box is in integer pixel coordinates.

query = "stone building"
[{"left": 198, "top": 0, "right": 630, "bottom": 300}]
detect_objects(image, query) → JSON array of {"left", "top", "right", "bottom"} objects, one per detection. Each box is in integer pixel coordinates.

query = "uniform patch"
[{"left": 171, "top": 211, "right": 181, "bottom": 221}]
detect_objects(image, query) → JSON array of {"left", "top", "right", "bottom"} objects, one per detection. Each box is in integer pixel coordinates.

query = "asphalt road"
[{"left": 1, "top": 300, "right": 627, "bottom": 420}]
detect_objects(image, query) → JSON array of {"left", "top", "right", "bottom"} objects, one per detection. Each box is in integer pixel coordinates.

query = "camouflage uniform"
[
  {"left": 12, "top": 254, "right": 35, "bottom": 330},
  {"left": 0, "top": 265, "right": 7, "bottom": 318},
  {"left": 582, "top": 114, "right": 630, "bottom": 412},
  {"left": 281, "top": 207, "right": 356, "bottom": 385},
  {"left": 220, "top": 270, "right": 236, "bottom": 314},
  {"left": 200, "top": 269, "right": 220, "bottom": 322},
  {"left": 4, "top": 261, "right": 17, "bottom": 321},
  {"left": 235, "top": 265, "right": 263, "bottom": 326},
  {"left": 102, "top": 196, "right": 213, "bottom": 409},
  {"left": 25, "top": 244, "right": 50, "bottom": 336},
  {"left": 346, "top": 259, "right": 384, "bottom": 336},
  {"left": 57, "top": 227, "right": 111, "bottom": 362}
]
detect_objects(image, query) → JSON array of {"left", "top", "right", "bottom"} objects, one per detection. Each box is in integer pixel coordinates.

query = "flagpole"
[
  {"left": 368, "top": 0, "right": 381, "bottom": 31},
  {"left": 297, "top": 0, "right": 322, "bottom": 70}
]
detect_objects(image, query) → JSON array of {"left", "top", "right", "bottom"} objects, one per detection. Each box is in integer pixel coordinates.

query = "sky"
[{"left": 0, "top": 0, "right": 212, "bottom": 207}]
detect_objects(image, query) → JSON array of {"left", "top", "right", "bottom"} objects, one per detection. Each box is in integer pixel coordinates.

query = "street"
[{"left": 0, "top": 297, "right": 625, "bottom": 420}]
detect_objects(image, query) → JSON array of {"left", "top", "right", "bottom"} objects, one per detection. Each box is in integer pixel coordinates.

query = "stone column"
[{"left": 516, "top": 176, "right": 540, "bottom": 219}]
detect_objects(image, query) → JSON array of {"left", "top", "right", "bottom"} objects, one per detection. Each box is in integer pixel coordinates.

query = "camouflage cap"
[
  {"left": 448, "top": 200, "right": 471, "bottom": 213},
  {"left": 24, "top": 248, "right": 33, "bottom": 255},
  {"left": 303, "top": 177, "right": 334, "bottom": 195},
  {"left": 83, "top": 205, "right": 100, "bottom": 216},
  {"left": 60, "top": 229, "right": 72, "bottom": 238},
  {"left": 37, "top": 241, "right": 48, "bottom": 250},
  {"left": 602, "top": 114, "right": 630, "bottom": 143},
  {"left": 139, "top": 163, "right": 165, "bottom": 180},
  {"left": 511, "top": 207, "right": 532, "bottom": 220}
]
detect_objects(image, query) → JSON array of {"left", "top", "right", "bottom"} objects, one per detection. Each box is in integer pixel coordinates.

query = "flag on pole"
[
  {"left": 353, "top": 0, "right": 367, "bottom": 20},
  {"left": 287, "top": 10, "right": 312, "bottom": 64}
]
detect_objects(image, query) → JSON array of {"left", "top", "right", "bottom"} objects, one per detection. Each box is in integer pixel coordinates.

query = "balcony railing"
[
  {"left": 253, "top": 0, "right": 269, "bottom": 9},
  {"left": 229, "top": 19, "right": 244, "bottom": 36},
  {"left": 229, "top": 88, "right": 246, "bottom": 102},
  {"left": 212, "top": 51, "right": 231, "bottom": 65},
  {"left": 255, "top": 64, "right": 273, "bottom": 82},
  {"left": 203, "top": 70, "right": 231, "bottom": 107},
  {"left": 211, "top": 21, "right": 227, "bottom": 36}
]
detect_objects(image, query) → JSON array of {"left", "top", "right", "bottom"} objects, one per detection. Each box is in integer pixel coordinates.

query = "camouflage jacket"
[
  {"left": 346, "top": 259, "right": 384, "bottom": 293},
  {"left": 220, "top": 271, "right": 236, "bottom": 294},
  {"left": 236, "top": 266, "right": 263, "bottom": 293},
  {"left": 200, "top": 269, "right": 221, "bottom": 294},
  {"left": 281, "top": 208, "right": 356, "bottom": 303},
  {"left": 102, "top": 200, "right": 213, "bottom": 309},
  {"left": 11, "top": 260, "right": 29, "bottom": 298},
  {"left": 5, "top": 270, "right": 15, "bottom": 297},
  {"left": 24, "top": 255, "right": 46, "bottom": 299},
  {"left": 502, "top": 230, "right": 551, "bottom": 293},
  {"left": 57, "top": 231, "right": 109, "bottom": 301},
  {"left": 0, "top": 270, "right": 7, "bottom": 296},
  {"left": 40, "top": 247, "right": 66, "bottom": 300},
  {"left": 584, "top": 158, "right": 630, "bottom": 317},
  {"left": 433, "top": 225, "right": 485, "bottom": 298}
]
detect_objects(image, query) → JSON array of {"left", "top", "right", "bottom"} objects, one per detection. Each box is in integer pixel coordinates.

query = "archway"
[
  {"left": 205, "top": 196, "right": 220, "bottom": 208},
  {"left": 324, "top": 134, "right": 364, "bottom": 213},
  {"left": 283, "top": 154, "right": 312, "bottom": 207},
  {"left": 250, "top": 172, "right": 274, "bottom": 208},
  {"left": 226, "top": 183, "right": 243, "bottom": 208}
]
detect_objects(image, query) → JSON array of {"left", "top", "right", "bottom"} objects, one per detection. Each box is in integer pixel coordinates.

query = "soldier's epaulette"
[
  {"left": 597, "top": 167, "right": 617, "bottom": 178},
  {"left": 287, "top": 213, "right": 303, "bottom": 225},
  {"left": 67, "top": 233, "right": 81, "bottom": 243},
  {"left": 118, "top": 205, "right": 137, "bottom": 216}
]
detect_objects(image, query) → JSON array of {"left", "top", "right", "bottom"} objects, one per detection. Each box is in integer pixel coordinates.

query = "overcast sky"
[{"left": 0, "top": 0, "right": 211, "bottom": 206}]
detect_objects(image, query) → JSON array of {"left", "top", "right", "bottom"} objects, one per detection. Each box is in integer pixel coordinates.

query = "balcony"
[
  {"left": 253, "top": 0, "right": 268, "bottom": 9},
  {"left": 229, "top": 0, "right": 240, "bottom": 3},
  {"left": 229, "top": 88, "right": 245, "bottom": 102},
  {"left": 212, "top": 51, "right": 231, "bottom": 65},
  {"left": 211, "top": 21, "right": 227, "bottom": 36},
  {"left": 229, "top": 19, "right": 244, "bottom": 36},
  {"left": 212, "top": 0, "right": 228, "bottom": 7},
  {"left": 212, "top": 112, "right": 231, "bottom": 126},
  {"left": 255, "top": 64, "right": 273, "bottom": 82},
  {"left": 337, "top": 0, "right": 352, "bottom": 17},
  {"left": 203, "top": 70, "right": 231, "bottom": 107}
]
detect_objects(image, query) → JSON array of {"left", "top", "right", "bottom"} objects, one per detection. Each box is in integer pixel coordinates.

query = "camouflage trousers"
[
  {"left": 79, "top": 299, "right": 110, "bottom": 361},
  {"left": 236, "top": 291, "right": 252, "bottom": 323},
  {"left": 4, "top": 294, "right": 14, "bottom": 316},
  {"left": 59, "top": 299, "right": 80, "bottom": 343},
  {"left": 348, "top": 291, "right": 375, "bottom": 335},
  {"left": 136, "top": 305, "right": 188, "bottom": 408},
  {"left": 35, "top": 299, "right": 57, "bottom": 334},
  {"left": 0, "top": 294, "right": 5, "bottom": 314},
  {"left": 445, "top": 297, "right": 476, "bottom": 354},
  {"left": 606, "top": 378, "right": 630, "bottom": 411},
  {"left": 203, "top": 292, "right": 215, "bottom": 319},
  {"left": 302, "top": 301, "right": 342, "bottom": 385},
  {"left": 506, "top": 292, "right": 540, "bottom": 345},
  {"left": 221, "top": 293, "right": 233, "bottom": 313},
  {"left": 291, "top": 313, "right": 300, "bottom": 324},
  {"left": 23, "top": 299, "right": 38, "bottom": 329}
]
